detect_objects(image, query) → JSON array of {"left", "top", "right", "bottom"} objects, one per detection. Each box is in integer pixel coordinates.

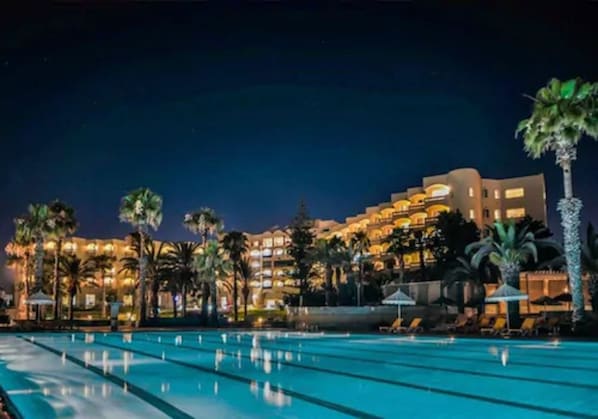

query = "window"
[
  {"left": 252, "top": 241, "right": 259, "bottom": 247},
  {"left": 103, "top": 243, "right": 114, "bottom": 253},
  {"left": 494, "top": 209, "right": 501, "bottom": 220},
  {"left": 483, "top": 208, "right": 490, "bottom": 218},
  {"left": 494, "top": 189, "right": 500, "bottom": 199},
  {"left": 506, "top": 208, "right": 525, "bottom": 219},
  {"left": 263, "top": 238, "right": 273, "bottom": 248},
  {"left": 262, "top": 269, "right": 272, "bottom": 277},
  {"left": 273, "top": 236, "right": 284, "bottom": 246},
  {"left": 86, "top": 243, "right": 98, "bottom": 254},
  {"left": 274, "top": 248, "right": 284, "bottom": 256},
  {"left": 250, "top": 249, "right": 260, "bottom": 257},
  {"left": 250, "top": 261, "right": 260, "bottom": 268},
  {"left": 123, "top": 295, "right": 133, "bottom": 306},
  {"left": 468, "top": 187, "right": 474, "bottom": 198},
  {"left": 262, "top": 280, "right": 272, "bottom": 288},
  {"left": 262, "top": 248, "right": 272, "bottom": 257},
  {"left": 469, "top": 209, "right": 475, "bottom": 220},
  {"left": 505, "top": 188, "right": 525, "bottom": 199},
  {"left": 483, "top": 188, "right": 488, "bottom": 198}
]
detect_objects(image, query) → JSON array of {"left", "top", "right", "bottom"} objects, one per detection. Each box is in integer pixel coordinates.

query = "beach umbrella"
[
  {"left": 531, "top": 295, "right": 560, "bottom": 318},
  {"left": 553, "top": 292, "right": 572, "bottom": 310},
  {"left": 485, "top": 284, "right": 528, "bottom": 329},
  {"left": 25, "top": 291, "right": 54, "bottom": 305},
  {"left": 382, "top": 289, "right": 415, "bottom": 320}
]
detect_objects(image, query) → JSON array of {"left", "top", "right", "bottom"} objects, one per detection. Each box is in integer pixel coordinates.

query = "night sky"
[{"left": 1, "top": 3, "right": 597, "bottom": 261}]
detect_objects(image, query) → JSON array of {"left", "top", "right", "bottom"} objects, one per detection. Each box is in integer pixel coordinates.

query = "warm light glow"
[
  {"left": 505, "top": 187, "right": 525, "bottom": 199},
  {"left": 506, "top": 208, "right": 525, "bottom": 219}
]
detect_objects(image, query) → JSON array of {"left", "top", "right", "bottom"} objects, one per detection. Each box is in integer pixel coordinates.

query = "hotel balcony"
[{"left": 424, "top": 194, "right": 449, "bottom": 205}]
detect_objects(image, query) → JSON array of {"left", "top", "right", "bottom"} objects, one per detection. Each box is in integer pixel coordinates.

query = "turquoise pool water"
[{"left": 0, "top": 331, "right": 596, "bottom": 418}]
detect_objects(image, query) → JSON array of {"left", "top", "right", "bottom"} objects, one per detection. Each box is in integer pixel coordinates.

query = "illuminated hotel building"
[{"left": 7, "top": 167, "right": 546, "bottom": 317}]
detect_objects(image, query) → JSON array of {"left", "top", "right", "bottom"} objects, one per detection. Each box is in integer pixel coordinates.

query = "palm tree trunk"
[
  {"left": 101, "top": 274, "right": 106, "bottom": 318},
  {"left": 138, "top": 228, "right": 147, "bottom": 324},
  {"left": 34, "top": 236, "right": 44, "bottom": 291},
  {"left": 357, "top": 262, "right": 363, "bottom": 307},
  {"left": 398, "top": 255, "right": 405, "bottom": 283},
  {"left": 233, "top": 266, "right": 239, "bottom": 322},
  {"left": 69, "top": 290, "right": 75, "bottom": 323},
  {"left": 52, "top": 239, "right": 62, "bottom": 319},
  {"left": 589, "top": 275, "right": 598, "bottom": 313},
  {"left": 24, "top": 254, "right": 31, "bottom": 320},
  {"left": 325, "top": 264, "right": 333, "bottom": 306},
  {"left": 500, "top": 264, "right": 521, "bottom": 324},
  {"left": 209, "top": 280, "right": 218, "bottom": 326},
  {"left": 172, "top": 292, "right": 177, "bottom": 318},
  {"left": 182, "top": 281, "right": 187, "bottom": 317},
  {"left": 242, "top": 283, "right": 249, "bottom": 320}
]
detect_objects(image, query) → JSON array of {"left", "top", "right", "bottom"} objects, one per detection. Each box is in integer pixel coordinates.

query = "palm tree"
[
  {"left": 48, "top": 200, "right": 77, "bottom": 320},
  {"left": 194, "top": 240, "right": 231, "bottom": 326},
  {"left": 221, "top": 231, "right": 248, "bottom": 322},
  {"left": 238, "top": 256, "right": 253, "bottom": 319},
  {"left": 6, "top": 226, "right": 34, "bottom": 319},
  {"left": 581, "top": 223, "right": 598, "bottom": 313},
  {"left": 184, "top": 207, "right": 222, "bottom": 322},
  {"left": 443, "top": 256, "right": 496, "bottom": 314},
  {"left": 517, "top": 77, "right": 598, "bottom": 324},
  {"left": 58, "top": 255, "right": 96, "bottom": 322},
  {"left": 163, "top": 241, "right": 201, "bottom": 317},
  {"left": 120, "top": 234, "right": 166, "bottom": 318},
  {"left": 118, "top": 187, "right": 163, "bottom": 323},
  {"left": 311, "top": 237, "right": 344, "bottom": 306},
  {"left": 466, "top": 222, "right": 542, "bottom": 321},
  {"left": 15, "top": 204, "right": 54, "bottom": 320},
  {"left": 387, "top": 228, "right": 412, "bottom": 283},
  {"left": 91, "top": 254, "right": 115, "bottom": 318},
  {"left": 350, "top": 231, "right": 370, "bottom": 307}
]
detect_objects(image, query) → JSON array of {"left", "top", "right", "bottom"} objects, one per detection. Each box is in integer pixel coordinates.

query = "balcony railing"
[{"left": 425, "top": 195, "right": 449, "bottom": 203}]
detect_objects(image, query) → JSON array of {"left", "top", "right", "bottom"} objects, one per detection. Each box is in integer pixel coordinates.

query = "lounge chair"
[
  {"left": 447, "top": 314, "right": 469, "bottom": 333},
  {"left": 397, "top": 317, "right": 423, "bottom": 334},
  {"left": 506, "top": 317, "right": 538, "bottom": 336},
  {"left": 545, "top": 317, "right": 560, "bottom": 335},
  {"left": 379, "top": 318, "right": 403, "bottom": 333},
  {"left": 481, "top": 317, "right": 507, "bottom": 335}
]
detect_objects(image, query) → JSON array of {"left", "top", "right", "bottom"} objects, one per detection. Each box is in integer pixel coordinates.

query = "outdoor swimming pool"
[{"left": 0, "top": 331, "right": 596, "bottom": 418}]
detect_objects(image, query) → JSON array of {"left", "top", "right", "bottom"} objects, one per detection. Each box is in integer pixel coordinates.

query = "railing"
[{"left": 425, "top": 195, "right": 449, "bottom": 203}]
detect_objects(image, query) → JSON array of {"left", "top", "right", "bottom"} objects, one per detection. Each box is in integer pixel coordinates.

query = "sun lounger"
[
  {"left": 546, "top": 317, "right": 560, "bottom": 335},
  {"left": 379, "top": 318, "right": 403, "bottom": 333},
  {"left": 481, "top": 317, "right": 506, "bottom": 335},
  {"left": 447, "top": 314, "right": 469, "bottom": 332},
  {"left": 397, "top": 317, "right": 423, "bottom": 333},
  {"left": 506, "top": 317, "right": 538, "bottom": 336}
]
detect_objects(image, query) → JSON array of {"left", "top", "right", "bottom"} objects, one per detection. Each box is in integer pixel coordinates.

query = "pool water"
[{"left": 0, "top": 331, "right": 597, "bottom": 418}]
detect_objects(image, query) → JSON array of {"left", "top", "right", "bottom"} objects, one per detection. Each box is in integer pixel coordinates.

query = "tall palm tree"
[
  {"left": 184, "top": 207, "right": 222, "bottom": 322},
  {"left": 238, "top": 256, "right": 253, "bottom": 319},
  {"left": 6, "top": 227, "right": 34, "bottom": 319},
  {"left": 195, "top": 240, "right": 231, "bottom": 326},
  {"left": 221, "top": 231, "right": 248, "bottom": 321},
  {"left": 581, "top": 223, "right": 598, "bottom": 313},
  {"left": 350, "top": 231, "right": 370, "bottom": 307},
  {"left": 163, "top": 241, "right": 201, "bottom": 317},
  {"left": 387, "top": 228, "right": 412, "bottom": 283},
  {"left": 15, "top": 204, "right": 54, "bottom": 320},
  {"left": 312, "top": 236, "right": 344, "bottom": 306},
  {"left": 118, "top": 187, "right": 163, "bottom": 323},
  {"left": 517, "top": 77, "right": 598, "bottom": 324},
  {"left": 443, "top": 256, "right": 496, "bottom": 314},
  {"left": 48, "top": 200, "right": 78, "bottom": 320},
  {"left": 91, "top": 254, "right": 115, "bottom": 318},
  {"left": 466, "top": 222, "right": 542, "bottom": 321},
  {"left": 58, "top": 255, "right": 96, "bottom": 322}
]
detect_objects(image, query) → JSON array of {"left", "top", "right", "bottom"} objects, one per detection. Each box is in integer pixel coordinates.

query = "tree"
[
  {"left": 238, "top": 256, "right": 253, "bottom": 319},
  {"left": 387, "top": 228, "right": 412, "bottom": 283},
  {"left": 221, "top": 231, "right": 248, "bottom": 322},
  {"left": 429, "top": 210, "right": 480, "bottom": 266},
  {"left": 443, "top": 256, "right": 496, "bottom": 314},
  {"left": 15, "top": 204, "right": 54, "bottom": 320},
  {"left": 120, "top": 234, "right": 166, "bottom": 318},
  {"left": 6, "top": 225, "right": 34, "bottom": 319},
  {"left": 581, "top": 223, "right": 598, "bottom": 313},
  {"left": 311, "top": 236, "right": 344, "bottom": 306},
  {"left": 163, "top": 241, "right": 201, "bottom": 317},
  {"left": 466, "top": 221, "right": 545, "bottom": 321},
  {"left": 48, "top": 200, "right": 78, "bottom": 320},
  {"left": 517, "top": 77, "right": 598, "bottom": 324},
  {"left": 184, "top": 207, "right": 223, "bottom": 323},
  {"left": 118, "top": 187, "right": 163, "bottom": 324},
  {"left": 288, "top": 201, "right": 315, "bottom": 303},
  {"left": 350, "top": 231, "right": 370, "bottom": 306},
  {"left": 195, "top": 240, "right": 231, "bottom": 326},
  {"left": 58, "top": 255, "right": 96, "bottom": 322},
  {"left": 91, "top": 254, "right": 115, "bottom": 318}
]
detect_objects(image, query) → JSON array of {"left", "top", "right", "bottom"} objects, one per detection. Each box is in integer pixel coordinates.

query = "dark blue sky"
[{"left": 1, "top": 3, "right": 597, "bottom": 250}]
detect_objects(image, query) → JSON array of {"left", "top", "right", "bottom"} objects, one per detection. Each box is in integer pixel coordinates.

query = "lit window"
[
  {"left": 468, "top": 187, "right": 474, "bottom": 197},
  {"left": 262, "top": 248, "right": 272, "bottom": 257},
  {"left": 85, "top": 294, "right": 96, "bottom": 307},
  {"left": 262, "top": 280, "right": 272, "bottom": 288},
  {"left": 64, "top": 242, "right": 77, "bottom": 253},
  {"left": 494, "top": 189, "right": 500, "bottom": 199},
  {"left": 103, "top": 243, "right": 114, "bottom": 253},
  {"left": 469, "top": 209, "right": 475, "bottom": 220},
  {"left": 263, "top": 238, "right": 273, "bottom": 248},
  {"left": 273, "top": 236, "right": 284, "bottom": 246},
  {"left": 86, "top": 243, "right": 98, "bottom": 253},
  {"left": 252, "top": 241, "right": 259, "bottom": 247},
  {"left": 250, "top": 249, "right": 260, "bottom": 257},
  {"left": 274, "top": 248, "right": 284, "bottom": 256},
  {"left": 275, "top": 270, "right": 284, "bottom": 277},
  {"left": 505, "top": 188, "right": 525, "bottom": 199},
  {"left": 494, "top": 209, "right": 501, "bottom": 220},
  {"left": 284, "top": 237, "right": 292, "bottom": 245},
  {"left": 123, "top": 295, "right": 133, "bottom": 306},
  {"left": 250, "top": 261, "right": 260, "bottom": 268},
  {"left": 506, "top": 208, "right": 525, "bottom": 219},
  {"left": 262, "top": 269, "right": 272, "bottom": 277}
]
